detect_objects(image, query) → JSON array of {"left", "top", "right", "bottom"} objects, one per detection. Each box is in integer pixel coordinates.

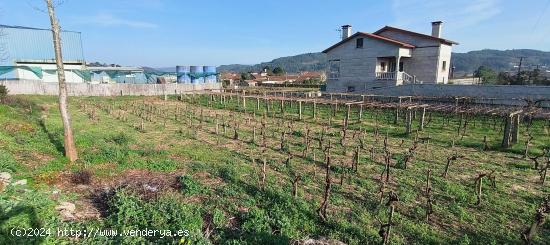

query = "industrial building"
[
  {"left": 0, "top": 24, "right": 218, "bottom": 85},
  {"left": 0, "top": 24, "right": 88, "bottom": 83},
  {"left": 176, "top": 65, "right": 218, "bottom": 84}
]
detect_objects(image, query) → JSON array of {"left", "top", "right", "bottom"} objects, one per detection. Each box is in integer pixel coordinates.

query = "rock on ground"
[
  {"left": 56, "top": 201, "right": 76, "bottom": 221},
  {"left": 0, "top": 172, "right": 12, "bottom": 185},
  {"left": 290, "top": 238, "right": 347, "bottom": 245},
  {"left": 13, "top": 179, "right": 27, "bottom": 186}
]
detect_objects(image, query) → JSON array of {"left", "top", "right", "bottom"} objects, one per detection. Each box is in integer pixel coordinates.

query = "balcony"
[
  {"left": 375, "top": 71, "right": 399, "bottom": 80},
  {"left": 375, "top": 72, "right": 417, "bottom": 84}
]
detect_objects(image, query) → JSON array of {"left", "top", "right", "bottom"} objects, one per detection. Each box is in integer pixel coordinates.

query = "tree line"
[{"left": 474, "top": 66, "right": 550, "bottom": 85}]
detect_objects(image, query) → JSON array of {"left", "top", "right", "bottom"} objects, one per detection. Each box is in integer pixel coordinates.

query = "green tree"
[
  {"left": 474, "top": 66, "right": 497, "bottom": 84},
  {"left": 240, "top": 72, "right": 252, "bottom": 80},
  {"left": 272, "top": 67, "right": 284, "bottom": 75},
  {"left": 496, "top": 72, "right": 513, "bottom": 85}
]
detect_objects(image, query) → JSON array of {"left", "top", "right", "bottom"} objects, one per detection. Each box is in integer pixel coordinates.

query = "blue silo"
[
  {"left": 176, "top": 66, "right": 191, "bottom": 83},
  {"left": 204, "top": 66, "right": 217, "bottom": 84},
  {"left": 190, "top": 66, "right": 204, "bottom": 84}
]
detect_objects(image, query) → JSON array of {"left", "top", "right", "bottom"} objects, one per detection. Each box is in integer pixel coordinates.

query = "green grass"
[{"left": 0, "top": 94, "right": 549, "bottom": 244}]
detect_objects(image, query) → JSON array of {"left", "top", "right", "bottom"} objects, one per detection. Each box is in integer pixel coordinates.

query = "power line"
[
  {"left": 534, "top": 0, "right": 550, "bottom": 44},
  {"left": 532, "top": 0, "right": 550, "bottom": 34}
]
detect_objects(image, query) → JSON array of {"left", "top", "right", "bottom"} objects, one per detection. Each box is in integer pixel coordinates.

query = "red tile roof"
[
  {"left": 373, "top": 26, "right": 459, "bottom": 45},
  {"left": 322, "top": 32, "right": 415, "bottom": 53}
]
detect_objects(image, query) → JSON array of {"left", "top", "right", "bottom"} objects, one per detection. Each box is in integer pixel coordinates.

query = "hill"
[
  {"left": 217, "top": 53, "right": 327, "bottom": 73},
  {"left": 217, "top": 49, "right": 550, "bottom": 75},
  {"left": 451, "top": 49, "right": 550, "bottom": 74}
]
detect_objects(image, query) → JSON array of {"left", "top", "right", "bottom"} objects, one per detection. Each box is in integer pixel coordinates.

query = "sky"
[{"left": 0, "top": 0, "right": 549, "bottom": 67}]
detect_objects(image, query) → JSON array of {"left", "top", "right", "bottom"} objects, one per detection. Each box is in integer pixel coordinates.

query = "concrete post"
[
  {"left": 345, "top": 104, "right": 351, "bottom": 128},
  {"left": 359, "top": 104, "right": 363, "bottom": 121},
  {"left": 501, "top": 115, "right": 512, "bottom": 148},
  {"left": 394, "top": 108, "right": 399, "bottom": 125},
  {"left": 299, "top": 101, "right": 303, "bottom": 120},
  {"left": 419, "top": 107, "right": 426, "bottom": 130},
  {"left": 395, "top": 98, "right": 402, "bottom": 124},
  {"left": 511, "top": 114, "right": 520, "bottom": 144},
  {"left": 406, "top": 109, "right": 413, "bottom": 134},
  {"left": 313, "top": 101, "right": 317, "bottom": 119}
]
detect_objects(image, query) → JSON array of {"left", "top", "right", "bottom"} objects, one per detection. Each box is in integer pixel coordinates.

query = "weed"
[{"left": 178, "top": 175, "right": 204, "bottom": 196}]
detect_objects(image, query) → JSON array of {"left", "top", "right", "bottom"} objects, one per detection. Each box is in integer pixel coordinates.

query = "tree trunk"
[{"left": 47, "top": 0, "right": 78, "bottom": 162}]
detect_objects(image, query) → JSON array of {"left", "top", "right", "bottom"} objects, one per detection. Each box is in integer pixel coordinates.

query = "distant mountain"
[
  {"left": 217, "top": 53, "right": 327, "bottom": 73},
  {"left": 451, "top": 49, "right": 550, "bottom": 74},
  {"left": 154, "top": 67, "right": 176, "bottom": 73},
  {"left": 216, "top": 49, "right": 550, "bottom": 75}
]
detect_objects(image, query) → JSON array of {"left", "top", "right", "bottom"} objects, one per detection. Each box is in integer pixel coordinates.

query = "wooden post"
[
  {"left": 425, "top": 169, "right": 433, "bottom": 222},
  {"left": 476, "top": 175, "right": 483, "bottom": 205},
  {"left": 256, "top": 97, "right": 260, "bottom": 111}
]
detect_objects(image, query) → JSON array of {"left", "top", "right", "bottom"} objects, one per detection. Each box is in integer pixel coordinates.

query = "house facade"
[{"left": 323, "top": 22, "right": 458, "bottom": 92}]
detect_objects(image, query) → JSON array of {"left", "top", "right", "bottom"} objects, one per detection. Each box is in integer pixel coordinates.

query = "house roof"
[
  {"left": 373, "top": 26, "right": 459, "bottom": 45},
  {"left": 322, "top": 32, "right": 415, "bottom": 53}
]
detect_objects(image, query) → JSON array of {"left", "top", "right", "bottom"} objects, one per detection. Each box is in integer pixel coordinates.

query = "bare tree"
[{"left": 46, "top": 0, "right": 78, "bottom": 162}]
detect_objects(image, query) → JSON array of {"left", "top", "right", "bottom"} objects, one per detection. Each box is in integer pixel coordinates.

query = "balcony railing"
[
  {"left": 376, "top": 72, "right": 418, "bottom": 84},
  {"left": 375, "top": 71, "right": 397, "bottom": 80}
]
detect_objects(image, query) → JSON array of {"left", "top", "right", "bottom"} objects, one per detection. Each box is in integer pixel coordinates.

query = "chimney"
[
  {"left": 341, "top": 25, "right": 352, "bottom": 40},
  {"left": 431, "top": 21, "right": 442, "bottom": 38}
]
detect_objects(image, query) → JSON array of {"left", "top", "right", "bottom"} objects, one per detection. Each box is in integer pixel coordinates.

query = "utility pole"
[{"left": 516, "top": 57, "right": 526, "bottom": 85}]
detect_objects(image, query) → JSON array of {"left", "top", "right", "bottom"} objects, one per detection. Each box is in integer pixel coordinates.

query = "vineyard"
[{"left": 1, "top": 92, "right": 549, "bottom": 244}]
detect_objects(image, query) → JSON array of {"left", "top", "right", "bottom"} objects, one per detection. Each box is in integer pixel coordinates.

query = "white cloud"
[{"left": 76, "top": 13, "right": 158, "bottom": 28}]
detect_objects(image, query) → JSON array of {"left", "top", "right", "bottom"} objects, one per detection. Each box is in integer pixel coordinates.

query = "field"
[{"left": 0, "top": 93, "right": 549, "bottom": 244}]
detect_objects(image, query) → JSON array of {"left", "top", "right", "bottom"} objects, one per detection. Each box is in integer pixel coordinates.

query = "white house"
[{"left": 323, "top": 21, "right": 458, "bottom": 92}]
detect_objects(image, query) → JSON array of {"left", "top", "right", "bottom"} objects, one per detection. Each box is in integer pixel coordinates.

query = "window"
[
  {"left": 347, "top": 86, "right": 355, "bottom": 92},
  {"left": 399, "top": 62, "right": 404, "bottom": 72},
  {"left": 442, "top": 61, "right": 447, "bottom": 71},
  {"left": 380, "top": 62, "right": 386, "bottom": 72},
  {"left": 328, "top": 60, "right": 340, "bottom": 79},
  {"left": 356, "top": 38, "right": 363, "bottom": 48}
]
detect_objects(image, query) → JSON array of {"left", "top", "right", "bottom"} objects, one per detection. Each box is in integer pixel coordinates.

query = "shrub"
[
  {"left": 106, "top": 190, "right": 206, "bottom": 244},
  {"left": 0, "top": 85, "right": 7, "bottom": 103},
  {"left": 107, "top": 132, "right": 132, "bottom": 146}
]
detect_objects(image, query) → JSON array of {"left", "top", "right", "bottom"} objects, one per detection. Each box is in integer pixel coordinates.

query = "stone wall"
[
  {"left": 1, "top": 80, "right": 221, "bottom": 96},
  {"left": 364, "top": 84, "right": 550, "bottom": 107}
]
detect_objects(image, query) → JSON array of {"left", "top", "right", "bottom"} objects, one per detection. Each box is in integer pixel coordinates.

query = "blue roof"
[{"left": 0, "top": 24, "right": 84, "bottom": 65}]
